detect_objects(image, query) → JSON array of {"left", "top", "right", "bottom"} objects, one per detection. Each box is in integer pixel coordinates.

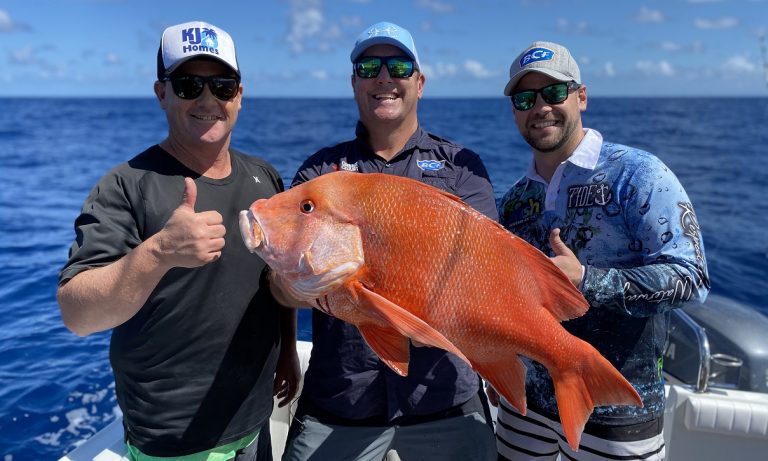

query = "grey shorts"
[{"left": 281, "top": 411, "right": 496, "bottom": 461}]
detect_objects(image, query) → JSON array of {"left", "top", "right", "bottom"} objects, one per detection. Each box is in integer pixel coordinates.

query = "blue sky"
[{"left": 3, "top": 0, "right": 767, "bottom": 97}]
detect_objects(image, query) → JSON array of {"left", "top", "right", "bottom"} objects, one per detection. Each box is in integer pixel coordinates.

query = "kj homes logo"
[{"left": 180, "top": 27, "right": 220, "bottom": 55}]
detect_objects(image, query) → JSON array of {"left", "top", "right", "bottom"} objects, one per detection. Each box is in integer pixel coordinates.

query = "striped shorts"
[{"left": 495, "top": 401, "right": 665, "bottom": 461}]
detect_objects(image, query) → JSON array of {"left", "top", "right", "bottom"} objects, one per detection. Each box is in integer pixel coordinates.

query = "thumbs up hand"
[
  {"left": 548, "top": 228, "right": 584, "bottom": 288},
  {"left": 155, "top": 177, "right": 226, "bottom": 268}
]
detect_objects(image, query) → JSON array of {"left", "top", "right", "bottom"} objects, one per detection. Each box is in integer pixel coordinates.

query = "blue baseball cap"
[{"left": 350, "top": 21, "right": 420, "bottom": 69}]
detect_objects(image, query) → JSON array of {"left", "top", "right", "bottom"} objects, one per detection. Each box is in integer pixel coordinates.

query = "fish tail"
[{"left": 551, "top": 341, "right": 643, "bottom": 451}]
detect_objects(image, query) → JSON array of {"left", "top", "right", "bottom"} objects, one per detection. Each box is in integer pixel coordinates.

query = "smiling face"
[
  {"left": 154, "top": 59, "right": 243, "bottom": 150},
  {"left": 352, "top": 44, "right": 424, "bottom": 130},
  {"left": 512, "top": 72, "right": 587, "bottom": 159}
]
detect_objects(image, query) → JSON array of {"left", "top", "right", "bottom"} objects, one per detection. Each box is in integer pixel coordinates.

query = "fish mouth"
[{"left": 239, "top": 209, "right": 266, "bottom": 253}]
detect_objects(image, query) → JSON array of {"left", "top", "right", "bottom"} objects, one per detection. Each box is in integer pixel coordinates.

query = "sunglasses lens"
[
  {"left": 170, "top": 76, "right": 204, "bottom": 100},
  {"left": 355, "top": 58, "right": 383, "bottom": 78},
  {"left": 512, "top": 91, "right": 535, "bottom": 111},
  {"left": 541, "top": 83, "right": 569, "bottom": 104},
  {"left": 386, "top": 58, "right": 415, "bottom": 78},
  {"left": 169, "top": 76, "right": 239, "bottom": 101},
  {"left": 209, "top": 77, "right": 239, "bottom": 100}
]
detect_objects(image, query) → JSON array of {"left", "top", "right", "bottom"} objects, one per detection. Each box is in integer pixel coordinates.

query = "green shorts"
[{"left": 126, "top": 430, "right": 259, "bottom": 461}]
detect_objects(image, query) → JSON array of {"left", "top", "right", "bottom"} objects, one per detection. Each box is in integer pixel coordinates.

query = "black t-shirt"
[{"left": 59, "top": 146, "right": 284, "bottom": 456}]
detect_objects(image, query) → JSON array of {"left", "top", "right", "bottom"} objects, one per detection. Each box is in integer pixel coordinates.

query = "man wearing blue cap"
[{"left": 276, "top": 21, "right": 497, "bottom": 461}]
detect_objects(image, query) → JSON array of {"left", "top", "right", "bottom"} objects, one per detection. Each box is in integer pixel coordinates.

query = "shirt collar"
[
  {"left": 525, "top": 128, "right": 603, "bottom": 182},
  {"left": 354, "top": 121, "right": 432, "bottom": 159}
]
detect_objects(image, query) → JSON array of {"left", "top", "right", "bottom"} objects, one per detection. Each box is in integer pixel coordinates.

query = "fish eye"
[{"left": 300, "top": 200, "right": 315, "bottom": 213}]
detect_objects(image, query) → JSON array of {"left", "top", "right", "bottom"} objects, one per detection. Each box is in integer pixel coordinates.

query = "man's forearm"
[{"left": 57, "top": 236, "right": 170, "bottom": 336}]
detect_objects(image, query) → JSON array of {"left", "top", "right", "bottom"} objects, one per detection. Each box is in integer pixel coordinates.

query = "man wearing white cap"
[
  {"left": 275, "top": 21, "right": 497, "bottom": 461},
  {"left": 490, "top": 41, "right": 709, "bottom": 460},
  {"left": 57, "top": 21, "right": 298, "bottom": 460}
]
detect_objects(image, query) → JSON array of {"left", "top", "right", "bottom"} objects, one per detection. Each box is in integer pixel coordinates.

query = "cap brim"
[
  {"left": 165, "top": 55, "right": 240, "bottom": 78},
  {"left": 503, "top": 68, "right": 574, "bottom": 95},
  {"left": 350, "top": 37, "right": 418, "bottom": 64}
]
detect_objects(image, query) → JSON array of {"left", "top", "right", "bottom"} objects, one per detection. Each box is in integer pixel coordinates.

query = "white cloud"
[
  {"left": 635, "top": 7, "right": 664, "bottom": 23},
  {"left": 285, "top": 1, "right": 352, "bottom": 54},
  {"left": 464, "top": 60, "right": 493, "bottom": 78},
  {"left": 286, "top": 7, "right": 324, "bottom": 53},
  {"left": 340, "top": 16, "right": 362, "bottom": 28},
  {"left": 658, "top": 61, "right": 675, "bottom": 76},
  {"left": 105, "top": 53, "right": 120, "bottom": 65},
  {"left": 0, "top": 9, "right": 30, "bottom": 32},
  {"left": 0, "top": 9, "right": 12, "bottom": 31},
  {"left": 421, "top": 62, "right": 458, "bottom": 78},
  {"left": 417, "top": 0, "right": 455, "bottom": 14},
  {"left": 722, "top": 55, "right": 757, "bottom": 73},
  {"left": 636, "top": 60, "right": 675, "bottom": 76},
  {"left": 694, "top": 17, "right": 738, "bottom": 30},
  {"left": 660, "top": 41, "right": 682, "bottom": 52},
  {"left": 310, "top": 69, "right": 329, "bottom": 80},
  {"left": 604, "top": 62, "right": 616, "bottom": 77},
  {"left": 10, "top": 45, "right": 36, "bottom": 64},
  {"left": 556, "top": 18, "right": 590, "bottom": 35}
]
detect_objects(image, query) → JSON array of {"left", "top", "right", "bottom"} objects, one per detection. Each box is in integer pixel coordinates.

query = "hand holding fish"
[
  {"left": 549, "top": 228, "right": 584, "bottom": 288},
  {"left": 155, "top": 177, "right": 226, "bottom": 268}
]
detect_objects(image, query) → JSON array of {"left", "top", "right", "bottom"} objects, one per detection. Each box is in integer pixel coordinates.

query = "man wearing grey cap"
[
  {"left": 490, "top": 41, "right": 709, "bottom": 460},
  {"left": 57, "top": 21, "right": 298, "bottom": 460},
  {"left": 274, "top": 21, "right": 497, "bottom": 461}
]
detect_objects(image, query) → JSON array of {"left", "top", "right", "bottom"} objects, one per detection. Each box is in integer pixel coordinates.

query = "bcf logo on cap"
[{"left": 520, "top": 47, "right": 554, "bottom": 67}]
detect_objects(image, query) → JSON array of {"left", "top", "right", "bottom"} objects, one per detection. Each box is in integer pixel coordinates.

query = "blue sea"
[{"left": 1, "top": 97, "right": 766, "bottom": 460}]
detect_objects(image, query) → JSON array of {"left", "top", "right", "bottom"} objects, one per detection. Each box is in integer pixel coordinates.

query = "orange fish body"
[{"left": 240, "top": 171, "right": 641, "bottom": 450}]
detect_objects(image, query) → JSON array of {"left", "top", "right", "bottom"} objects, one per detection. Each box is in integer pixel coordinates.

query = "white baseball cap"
[{"left": 157, "top": 21, "right": 239, "bottom": 80}]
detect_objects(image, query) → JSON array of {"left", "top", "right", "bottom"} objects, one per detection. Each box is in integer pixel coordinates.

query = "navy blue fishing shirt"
[{"left": 292, "top": 122, "right": 498, "bottom": 424}]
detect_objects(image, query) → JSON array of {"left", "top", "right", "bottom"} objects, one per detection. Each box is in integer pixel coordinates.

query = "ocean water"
[{"left": 0, "top": 97, "right": 766, "bottom": 459}]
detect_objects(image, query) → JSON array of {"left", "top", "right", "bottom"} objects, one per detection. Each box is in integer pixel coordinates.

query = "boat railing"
[{"left": 668, "top": 309, "right": 711, "bottom": 392}]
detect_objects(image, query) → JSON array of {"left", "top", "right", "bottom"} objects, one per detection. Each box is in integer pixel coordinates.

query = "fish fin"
[
  {"left": 358, "top": 325, "right": 411, "bottom": 377},
  {"left": 351, "top": 281, "right": 471, "bottom": 366},
  {"left": 552, "top": 340, "right": 643, "bottom": 451},
  {"left": 476, "top": 357, "right": 527, "bottom": 415},
  {"left": 507, "top": 235, "right": 589, "bottom": 321}
]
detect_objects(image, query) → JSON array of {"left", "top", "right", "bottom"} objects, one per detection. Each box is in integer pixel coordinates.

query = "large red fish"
[{"left": 239, "top": 171, "right": 641, "bottom": 450}]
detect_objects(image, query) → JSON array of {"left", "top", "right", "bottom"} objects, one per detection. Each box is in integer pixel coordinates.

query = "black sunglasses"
[
  {"left": 163, "top": 74, "right": 240, "bottom": 101},
  {"left": 354, "top": 56, "right": 417, "bottom": 79},
  {"left": 511, "top": 81, "right": 581, "bottom": 111}
]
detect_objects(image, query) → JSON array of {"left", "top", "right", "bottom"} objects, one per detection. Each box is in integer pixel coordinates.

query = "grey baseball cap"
[{"left": 503, "top": 41, "right": 580, "bottom": 95}]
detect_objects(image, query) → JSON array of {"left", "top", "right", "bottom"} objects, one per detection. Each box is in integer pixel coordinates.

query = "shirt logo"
[
  {"left": 253, "top": 175, "right": 261, "bottom": 184},
  {"left": 181, "top": 27, "right": 220, "bottom": 56},
  {"left": 567, "top": 183, "right": 612, "bottom": 208},
  {"left": 520, "top": 47, "right": 554, "bottom": 67},
  {"left": 416, "top": 159, "right": 445, "bottom": 171},
  {"left": 340, "top": 160, "right": 359, "bottom": 172}
]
